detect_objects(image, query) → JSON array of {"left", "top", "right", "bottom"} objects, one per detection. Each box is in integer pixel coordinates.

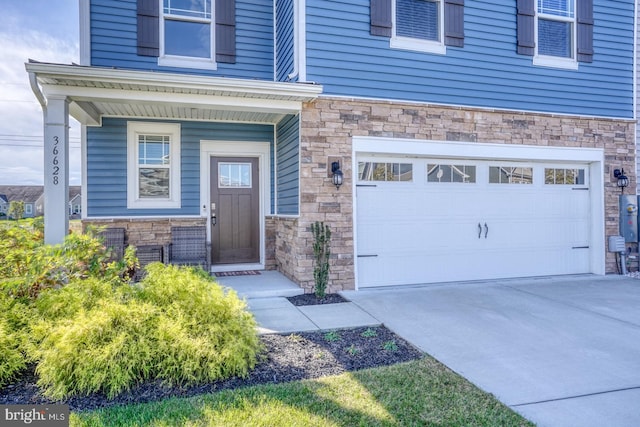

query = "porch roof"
[{"left": 26, "top": 61, "right": 323, "bottom": 126}]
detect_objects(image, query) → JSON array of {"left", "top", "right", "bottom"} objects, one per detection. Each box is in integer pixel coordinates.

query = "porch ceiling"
[{"left": 26, "top": 61, "right": 323, "bottom": 125}]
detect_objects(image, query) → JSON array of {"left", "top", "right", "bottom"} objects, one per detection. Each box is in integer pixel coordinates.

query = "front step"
[{"left": 214, "top": 270, "right": 304, "bottom": 299}]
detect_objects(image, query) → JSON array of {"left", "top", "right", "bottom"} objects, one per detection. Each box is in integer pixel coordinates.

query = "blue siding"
[
  {"left": 305, "top": 0, "right": 634, "bottom": 118},
  {"left": 275, "top": 0, "right": 295, "bottom": 81},
  {"left": 90, "top": 0, "right": 273, "bottom": 80},
  {"left": 87, "top": 118, "right": 274, "bottom": 217},
  {"left": 276, "top": 114, "right": 299, "bottom": 215}
]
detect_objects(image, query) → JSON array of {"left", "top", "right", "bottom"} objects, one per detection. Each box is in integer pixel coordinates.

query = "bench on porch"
[{"left": 164, "top": 226, "right": 210, "bottom": 271}]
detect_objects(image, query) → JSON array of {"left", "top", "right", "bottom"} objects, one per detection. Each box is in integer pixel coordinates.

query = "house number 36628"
[{"left": 52, "top": 136, "right": 60, "bottom": 185}]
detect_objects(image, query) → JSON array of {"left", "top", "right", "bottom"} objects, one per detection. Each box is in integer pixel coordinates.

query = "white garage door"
[{"left": 356, "top": 157, "right": 592, "bottom": 288}]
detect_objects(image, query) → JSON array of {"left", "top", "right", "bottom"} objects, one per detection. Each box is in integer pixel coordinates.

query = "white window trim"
[
  {"left": 127, "top": 122, "right": 181, "bottom": 209},
  {"left": 533, "top": 1, "right": 578, "bottom": 70},
  {"left": 390, "top": 0, "right": 446, "bottom": 55},
  {"left": 25, "top": 204, "right": 33, "bottom": 215},
  {"left": 158, "top": 1, "right": 217, "bottom": 70}
]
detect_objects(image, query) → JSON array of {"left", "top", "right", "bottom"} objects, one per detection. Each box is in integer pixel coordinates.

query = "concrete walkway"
[
  {"left": 342, "top": 275, "right": 640, "bottom": 427},
  {"left": 215, "top": 271, "right": 380, "bottom": 334}
]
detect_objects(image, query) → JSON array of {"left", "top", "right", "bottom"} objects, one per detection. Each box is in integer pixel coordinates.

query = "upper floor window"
[
  {"left": 392, "top": 0, "right": 445, "bottom": 54},
  {"left": 160, "top": 0, "right": 215, "bottom": 69},
  {"left": 535, "top": 0, "right": 576, "bottom": 67},
  {"left": 136, "top": 0, "right": 236, "bottom": 68},
  {"left": 516, "top": 0, "right": 592, "bottom": 68},
  {"left": 370, "top": 0, "right": 464, "bottom": 53}
]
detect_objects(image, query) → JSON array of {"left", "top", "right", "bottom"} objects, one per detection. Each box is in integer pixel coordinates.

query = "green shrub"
[
  {"left": 0, "top": 293, "right": 30, "bottom": 387},
  {"left": 31, "top": 263, "right": 260, "bottom": 399},
  {"left": 34, "top": 298, "right": 159, "bottom": 399},
  {"left": 139, "top": 263, "right": 261, "bottom": 385},
  {"left": 34, "top": 276, "right": 127, "bottom": 323},
  {"left": 0, "top": 222, "right": 137, "bottom": 299}
]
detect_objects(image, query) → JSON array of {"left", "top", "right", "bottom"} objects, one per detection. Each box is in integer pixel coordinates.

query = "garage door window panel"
[
  {"left": 545, "top": 168, "right": 585, "bottom": 185},
  {"left": 427, "top": 164, "right": 476, "bottom": 183},
  {"left": 489, "top": 166, "right": 533, "bottom": 184},
  {"left": 358, "top": 162, "right": 413, "bottom": 181}
]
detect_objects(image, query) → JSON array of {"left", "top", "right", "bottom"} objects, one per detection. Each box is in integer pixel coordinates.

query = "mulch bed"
[
  {"left": 0, "top": 326, "right": 422, "bottom": 412},
  {"left": 287, "top": 293, "right": 348, "bottom": 306}
]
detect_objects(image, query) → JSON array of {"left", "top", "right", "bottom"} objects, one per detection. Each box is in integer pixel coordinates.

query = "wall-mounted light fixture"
[
  {"left": 331, "top": 161, "right": 343, "bottom": 189},
  {"left": 614, "top": 168, "right": 629, "bottom": 193}
]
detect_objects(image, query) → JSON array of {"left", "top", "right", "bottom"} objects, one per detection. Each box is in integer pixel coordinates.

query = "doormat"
[{"left": 214, "top": 270, "right": 261, "bottom": 277}]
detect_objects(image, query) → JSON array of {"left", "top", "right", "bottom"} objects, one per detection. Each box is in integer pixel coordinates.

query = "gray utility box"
[{"left": 619, "top": 195, "right": 638, "bottom": 243}]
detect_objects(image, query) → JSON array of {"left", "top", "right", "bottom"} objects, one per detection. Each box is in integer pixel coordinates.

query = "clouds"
[{"left": 0, "top": 1, "right": 81, "bottom": 185}]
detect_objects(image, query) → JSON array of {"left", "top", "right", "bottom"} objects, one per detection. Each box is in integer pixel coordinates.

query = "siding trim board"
[{"left": 318, "top": 94, "right": 635, "bottom": 122}]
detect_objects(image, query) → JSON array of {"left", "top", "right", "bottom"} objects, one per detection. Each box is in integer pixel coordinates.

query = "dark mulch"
[
  {"left": 287, "top": 293, "right": 348, "bottom": 306},
  {"left": 0, "top": 326, "right": 422, "bottom": 412}
]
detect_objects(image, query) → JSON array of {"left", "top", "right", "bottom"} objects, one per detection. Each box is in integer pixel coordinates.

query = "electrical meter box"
[{"left": 619, "top": 195, "right": 638, "bottom": 243}]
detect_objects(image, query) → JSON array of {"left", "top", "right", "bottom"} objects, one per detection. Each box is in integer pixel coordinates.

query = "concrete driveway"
[{"left": 342, "top": 275, "right": 640, "bottom": 427}]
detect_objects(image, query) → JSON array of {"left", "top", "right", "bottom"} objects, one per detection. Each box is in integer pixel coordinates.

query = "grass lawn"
[{"left": 72, "top": 357, "right": 534, "bottom": 427}]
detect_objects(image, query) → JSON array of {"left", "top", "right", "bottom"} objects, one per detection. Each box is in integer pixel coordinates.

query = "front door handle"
[
  {"left": 484, "top": 223, "right": 489, "bottom": 239},
  {"left": 211, "top": 215, "right": 217, "bottom": 226},
  {"left": 478, "top": 223, "right": 482, "bottom": 239}
]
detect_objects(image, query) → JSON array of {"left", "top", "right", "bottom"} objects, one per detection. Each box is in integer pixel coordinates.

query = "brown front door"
[{"left": 210, "top": 157, "right": 260, "bottom": 265}]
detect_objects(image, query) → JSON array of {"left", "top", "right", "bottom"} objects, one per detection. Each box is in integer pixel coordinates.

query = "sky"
[{"left": 0, "top": 0, "right": 81, "bottom": 185}]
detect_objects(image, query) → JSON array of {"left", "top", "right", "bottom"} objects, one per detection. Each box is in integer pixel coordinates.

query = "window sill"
[
  {"left": 390, "top": 36, "right": 446, "bottom": 55},
  {"left": 159, "top": 55, "right": 218, "bottom": 71},
  {"left": 533, "top": 55, "right": 578, "bottom": 70},
  {"left": 127, "top": 199, "right": 182, "bottom": 210}
]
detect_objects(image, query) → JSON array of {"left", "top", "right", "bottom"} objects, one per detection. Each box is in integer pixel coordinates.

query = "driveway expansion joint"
[{"left": 511, "top": 386, "right": 640, "bottom": 408}]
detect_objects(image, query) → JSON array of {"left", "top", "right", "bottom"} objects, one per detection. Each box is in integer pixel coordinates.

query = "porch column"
[{"left": 43, "top": 96, "right": 70, "bottom": 244}]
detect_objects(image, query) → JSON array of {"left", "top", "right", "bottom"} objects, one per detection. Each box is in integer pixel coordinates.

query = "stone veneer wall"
[
  {"left": 83, "top": 217, "right": 207, "bottom": 248},
  {"left": 279, "top": 97, "right": 635, "bottom": 292},
  {"left": 84, "top": 217, "right": 278, "bottom": 270}
]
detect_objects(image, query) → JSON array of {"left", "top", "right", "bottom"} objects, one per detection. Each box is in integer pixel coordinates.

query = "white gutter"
[
  {"left": 28, "top": 68, "right": 46, "bottom": 108},
  {"left": 25, "top": 62, "right": 322, "bottom": 99}
]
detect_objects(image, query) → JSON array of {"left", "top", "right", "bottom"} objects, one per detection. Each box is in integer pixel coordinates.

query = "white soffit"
[{"left": 25, "top": 62, "right": 322, "bottom": 125}]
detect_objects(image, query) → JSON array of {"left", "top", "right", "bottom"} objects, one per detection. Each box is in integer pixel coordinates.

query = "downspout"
[{"left": 287, "top": 0, "right": 299, "bottom": 81}]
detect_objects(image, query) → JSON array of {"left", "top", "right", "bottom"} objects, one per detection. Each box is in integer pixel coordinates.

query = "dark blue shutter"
[
  {"left": 444, "top": 0, "right": 464, "bottom": 47},
  {"left": 137, "top": 0, "right": 159, "bottom": 57},
  {"left": 216, "top": 0, "right": 236, "bottom": 63},
  {"left": 576, "top": 0, "right": 593, "bottom": 63},
  {"left": 516, "top": 0, "right": 535, "bottom": 56},
  {"left": 371, "top": 0, "right": 392, "bottom": 37}
]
